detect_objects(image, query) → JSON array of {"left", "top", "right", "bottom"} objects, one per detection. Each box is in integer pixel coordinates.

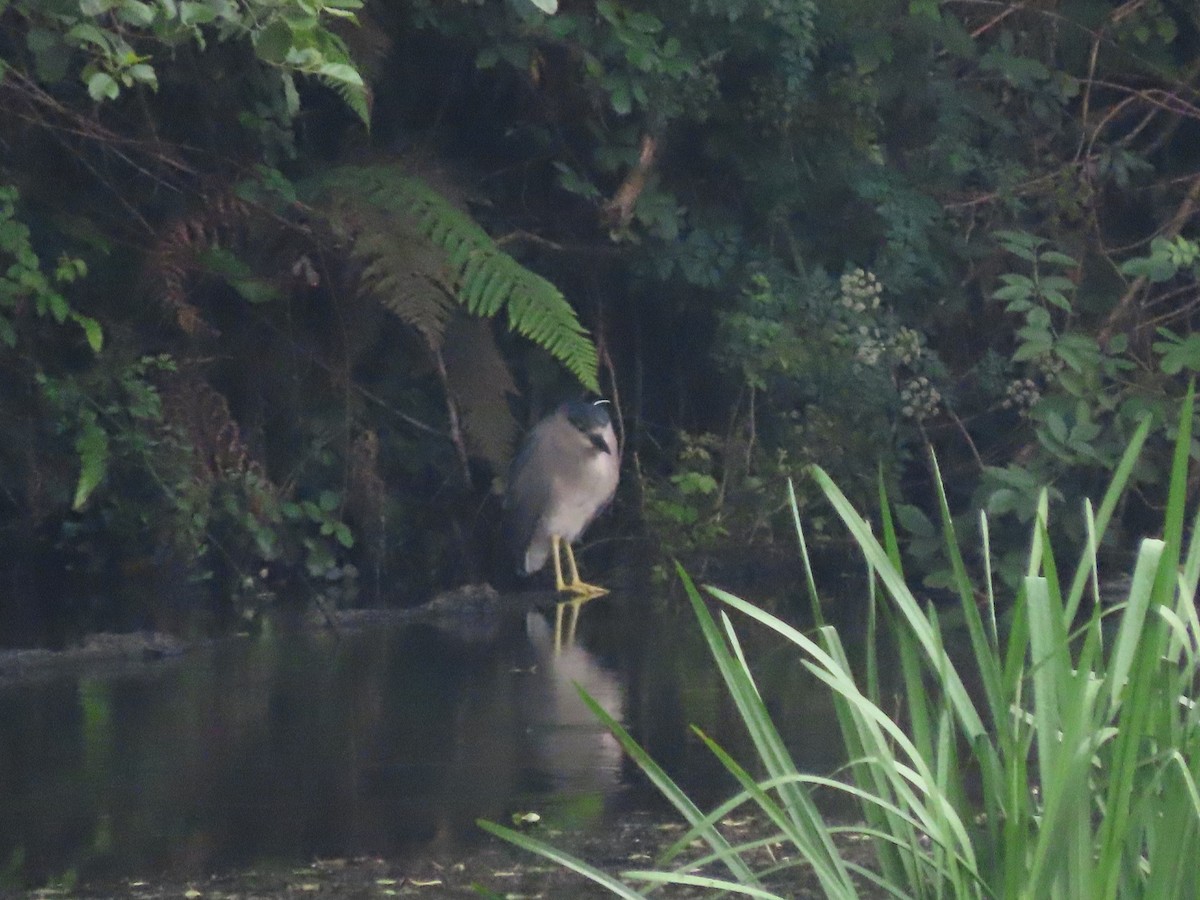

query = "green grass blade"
[
  {"left": 877, "top": 466, "right": 905, "bottom": 573},
  {"left": 574, "top": 681, "right": 761, "bottom": 887},
  {"left": 710, "top": 589, "right": 978, "bottom": 867},
  {"left": 1179, "top": 502, "right": 1200, "bottom": 609},
  {"left": 681, "top": 570, "right": 856, "bottom": 895},
  {"left": 1095, "top": 541, "right": 1175, "bottom": 896},
  {"left": 1107, "top": 540, "right": 1164, "bottom": 709},
  {"left": 809, "top": 466, "right": 988, "bottom": 744},
  {"left": 1161, "top": 382, "right": 1194, "bottom": 572},
  {"left": 1061, "top": 413, "right": 1152, "bottom": 621},
  {"left": 979, "top": 509, "right": 998, "bottom": 650},
  {"left": 789, "top": 478, "right": 825, "bottom": 627},
  {"left": 927, "top": 451, "right": 1004, "bottom": 721},
  {"left": 690, "top": 727, "right": 839, "bottom": 879},
  {"left": 1024, "top": 574, "right": 1060, "bottom": 787},
  {"left": 624, "top": 871, "right": 786, "bottom": 897},
  {"left": 476, "top": 819, "right": 647, "bottom": 899}
]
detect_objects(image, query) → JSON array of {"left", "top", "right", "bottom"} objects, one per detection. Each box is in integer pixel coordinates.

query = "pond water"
[{"left": 0, "top": 586, "right": 866, "bottom": 889}]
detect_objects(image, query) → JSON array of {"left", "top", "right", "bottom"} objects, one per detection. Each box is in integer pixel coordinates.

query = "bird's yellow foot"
[
  {"left": 550, "top": 535, "right": 611, "bottom": 599},
  {"left": 559, "top": 580, "right": 608, "bottom": 599}
]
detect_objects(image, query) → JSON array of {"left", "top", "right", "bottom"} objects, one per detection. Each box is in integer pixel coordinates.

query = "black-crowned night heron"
[{"left": 505, "top": 399, "right": 620, "bottom": 598}]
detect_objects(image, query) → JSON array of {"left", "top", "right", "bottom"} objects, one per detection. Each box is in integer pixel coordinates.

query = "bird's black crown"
[{"left": 563, "top": 399, "right": 612, "bottom": 433}]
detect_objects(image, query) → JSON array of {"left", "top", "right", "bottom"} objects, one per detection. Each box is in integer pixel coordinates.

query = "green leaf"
[
  {"left": 128, "top": 62, "right": 157, "bottom": 87},
  {"left": 908, "top": 0, "right": 940, "bottom": 20},
  {"left": 67, "top": 22, "right": 112, "bottom": 50},
  {"left": 116, "top": 0, "right": 156, "bottom": 27},
  {"left": 995, "top": 229, "right": 1044, "bottom": 251},
  {"left": 1045, "top": 411, "right": 1068, "bottom": 442},
  {"left": 73, "top": 313, "right": 103, "bottom": 352},
  {"left": 992, "top": 283, "right": 1032, "bottom": 303},
  {"left": 86, "top": 71, "right": 119, "bottom": 101},
  {"left": 1042, "top": 289, "right": 1071, "bottom": 311},
  {"left": 1039, "top": 275, "right": 1076, "bottom": 293},
  {"left": 1014, "top": 339, "right": 1052, "bottom": 362},
  {"left": 609, "top": 81, "right": 632, "bottom": 115},
  {"left": 178, "top": 1, "right": 218, "bottom": 26},
  {"left": 26, "top": 27, "right": 71, "bottom": 83},
  {"left": 895, "top": 503, "right": 936, "bottom": 537},
  {"left": 47, "top": 291, "right": 69, "bottom": 323},
  {"left": 1155, "top": 334, "right": 1200, "bottom": 375},
  {"left": 1026, "top": 305, "right": 1052, "bottom": 329},
  {"left": 1120, "top": 254, "right": 1177, "bottom": 282},
  {"left": 1039, "top": 250, "right": 1078, "bottom": 269},
  {"left": 852, "top": 30, "right": 894, "bottom": 74},
  {"left": 552, "top": 162, "right": 601, "bottom": 200},
  {"left": 255, "top": 20, "right": 292, "bottom": 64},
  {"left": 72, "top": 416, "right": 109, "bottom": 510},
  {"left": 317, "top": 62, "right": 363, "bottom": 86},
  {"left": 281, "top": 72, "right": 300, "bottom": 117},
  {"left": 79, "top": 0, "right": 121, "bottom": 14},
  {"left": 230, "top": 278, "right": 280, "bottom": 304}
]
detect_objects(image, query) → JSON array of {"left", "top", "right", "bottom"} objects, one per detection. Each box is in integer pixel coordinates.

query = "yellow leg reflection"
[{"left": 552, "top": 594, "right": 593, "bottom": 654}]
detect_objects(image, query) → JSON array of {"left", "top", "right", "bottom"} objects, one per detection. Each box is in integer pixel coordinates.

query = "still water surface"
[{"left": 0, "top": 590, "right": 857, "bottom": 887}]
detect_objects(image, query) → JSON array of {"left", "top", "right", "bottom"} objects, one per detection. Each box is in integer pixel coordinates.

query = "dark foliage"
[{"left": 1, "top": 0, "right": 1199, "bottom": 641}]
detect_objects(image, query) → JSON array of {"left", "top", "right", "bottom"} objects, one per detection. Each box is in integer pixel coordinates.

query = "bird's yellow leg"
[
  {"left": 562, "top": 541, "right": 609, "bottom": 598},
  {"left": 551, "top": 534, "right": 568, "bottom": 592}
]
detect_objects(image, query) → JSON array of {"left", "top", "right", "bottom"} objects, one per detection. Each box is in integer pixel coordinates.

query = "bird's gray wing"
[{"left": 503, "top": 422, "right": 554, "bottom": 573}]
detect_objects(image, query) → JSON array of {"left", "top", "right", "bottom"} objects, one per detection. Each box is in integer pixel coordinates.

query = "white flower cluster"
[
  {"left": 1037, "top": 354, "right": 1064, "bottom": 378},
  {"left": 839, "top": 268, "right": 883, "bottom": 313},
  {"left": 852, "top": 324, "right": 925, "bottom": 370},
  {"left": 900, "top": 376, "right": 941, "bottom": 421},
  {"left": 894, "top": 326, "right": 923, "bottom": 365},
  {"left": 1001, "top": 377, "right": 1040, "bottom": 412},
  {"left": 854, "top": 325, "right": 885, "bottom": 365}
]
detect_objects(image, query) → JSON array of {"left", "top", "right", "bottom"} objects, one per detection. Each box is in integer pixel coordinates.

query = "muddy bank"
[
  {"left": 0, "top": 584, "right": 550, "bottom": 686},
  {"left": 21, "top": 811, "right": 884, "bottom": 899},
  {"left": 0, "top": 630, "right": 190, "bottom": 685}
]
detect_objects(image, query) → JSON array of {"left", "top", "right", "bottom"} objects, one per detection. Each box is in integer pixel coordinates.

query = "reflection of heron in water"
[
  {"left": 552, "top": 595, "right": 586, "bottom": 654},
  {"left": 522, "top": 608, "right": 625, "bottom": 797}
]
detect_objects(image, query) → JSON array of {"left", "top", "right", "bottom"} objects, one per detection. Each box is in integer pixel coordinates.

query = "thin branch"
[
  {"left": 430, "top": 343, "right": 474, "bottom": 487},
  {"left": 601, "top": 133, "right": 659, "bottom": 230},
  {"left": 968, "top": 5, "right": 1018, "bottom": 38},
  {"left": 1074, "top": 29, "right": 1103, "bottom": 162},
  {"left": 0, "top": 68, "right": 198, "bottom": 178},
  {"left": 947, "top": 408, "right": 985, "bottom": 472}
]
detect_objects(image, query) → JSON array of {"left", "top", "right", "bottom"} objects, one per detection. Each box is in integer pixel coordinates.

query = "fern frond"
[
  {"left": 316, "top": 70, "right": 370, "bottom": 126},
  {"left": 161, "top": 374, "right": 261, "bottom": 480},
  {"left": 302, "top": 165, "right": 600, "bottom": 392},
  {"left": 349, "top": 213, "right": 455, "bottom": 347},
  {"left": 144, "top": 194, "right": 255, "bottom": 337}
]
